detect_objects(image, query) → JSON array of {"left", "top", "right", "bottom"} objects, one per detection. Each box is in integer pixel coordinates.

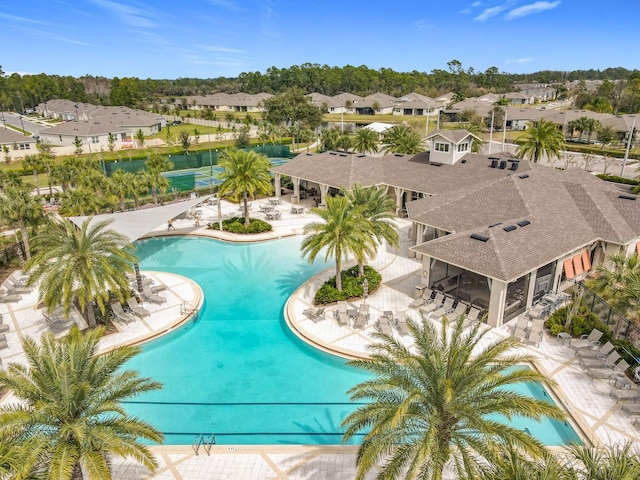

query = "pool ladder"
[{"left": 193, "top": 433, "right": 216, "bottom": 455}]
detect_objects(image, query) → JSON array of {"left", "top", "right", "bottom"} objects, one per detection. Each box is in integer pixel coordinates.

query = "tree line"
[{"left": 2, "top": 63, "right": 640, "bottom": 113}]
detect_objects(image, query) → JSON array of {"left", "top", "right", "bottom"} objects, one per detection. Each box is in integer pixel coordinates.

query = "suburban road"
[{"left": 1, "top": 112, "right": 44, "bottom": 136}]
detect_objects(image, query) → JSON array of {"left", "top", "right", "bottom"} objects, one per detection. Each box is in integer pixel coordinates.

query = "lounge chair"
[
  {"left": 0, "top": 338, "right": 7, "bottom": 350},
  {"left": 428, "top": 296, "right": 455, "bottom": 320},
  {"left": 463, "top": 307, "right": 482, "bottom": 328},
  {"left": 126, "top": 297, "right": 151, "bottom": 318},
  {"left": 588, "top": 359, "right": 630, "bottom": 380},
  {"left": 376, "top": 316, "right": 393, "bottom": 335},
  {"left": 515, "top": 315, "right": 529, "bottom": 333},
  {"left": 127, "top": 274, "right": 154, "bottom": 288},
  {"left": 580, "top": 350, "right": 620, "bottom": 369},
  {"left": 303, "top": 307, "right": 325, "bottom": 322},
  {"left": 409, "top": 288, "right": 433, "bottom": 309},
  {"left": 570, "top": 329, "right": 603, "bottom": 351},
  {"left": 0, "top": 293, "right": 22, "bottom": 303},
  {"left": 8, "top": 272, "right": 28, "bottom": 286},
  {"left": 359, "top": 303, "right": 370, "bottom": 320},
  {"left": 446, "top": 302, "right": 468, "bottom": 324},
  {"left": 395, "top": 310, "right": 411, "bottom": 336},
  {"left": 512, "top": 327, "right": 528, "bottom": 343},
  {"left": 111, "top": 303, "right": 136, "bottom": 325},
  {"left": 420, "top": 293, "right": 445, "bottom": 314},
  {"left": 334, "top": 301, "right": 350, "bottom": 326},
  {"left": 3, "top": 278, "right": 33, "bottom": 294},
  {"left": 622, "top": 402, "right": 640, "bottom": 415},
  {"left": 143, "top": 287, "right": 167, "bottom": 305},
  {"left": 150, "top": 283, "right": 168, "bottom": 293},
  {"left": 610, "top": 386, "right": 639, "bottom": 401},
  {"left": 526, "top": 324, "right": 544, "bottom": 347},
  {"left": 352, "top": 311, "right": 368, "bottom": 330},
  {"left": 576, "top": 341, "right": 615, "bottom": 359}
]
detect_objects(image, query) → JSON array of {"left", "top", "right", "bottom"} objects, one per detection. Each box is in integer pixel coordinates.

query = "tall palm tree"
[
  {"left": 321, "top": 127, "right": 342, "bottom": 151},
  {"left": 301, "top": 195, "right": 374, "bottom": 291},
  {"left": 382, "top": 125, "right": 425, "bottom": 154},
  {"left": 108, "top": 169, "right": 137, "bottom": 211},
  {"left": 217, "top": 148, "right": 273, "bottom": 226},
  {"left": 515, "top": 119, "right": 565, "bottom": 163},
  {"left": 347, "top": 184, "right": 399, "bottom": 276},
  {"left": 566, "top": 442, "right": 640, "bottom": 479},
  {"left": 342, "top": 314, "right": 565, "bottom": 480},
  {"left": 22, "top": 154, "right": 44, "bottom": 196},
  {"left": 0, "top": 326, "right": 163, "bottom": 480},
  {"left": 143, "top": 154, "right": 173, "bottom": 205},
  {"left": 352, "top": 127, "right": 379, "bottom": 154},
  {"left": 461, "top": 122, "right": 484, "bottom": 152},
  {"left": 479, "top": 446, "right": 576, "bottom": 480},
  {"left": 0, "top": 184, "right": 45, "bottom": 260},
  {"left": 24, "top": 216, "right": 136, "bottom": 328}
]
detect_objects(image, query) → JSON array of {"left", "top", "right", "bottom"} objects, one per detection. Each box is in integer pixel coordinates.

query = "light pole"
[
  {"left": 621, "top": 116, "right": 636, "bottom": 178},
  {"left": 19, "top": 115, "right": 25, "bottom": 136},
  {"left": 501, "top": 109, "right": 508, "bottom": 152},
  {"left": 425, "top": 105, "right": 431, "bottom": 136},
  {"left": 362, "top": 278, "right": 369, "bottom": 309},
  {"left": 488, "top": 109, "right": 495, "bottom": 155},
  {"left": 208, "top": 134, "right": 213, "bottom": 195},
  {"left": 74, "top": 104, "right": 79, "bottom": 122}
]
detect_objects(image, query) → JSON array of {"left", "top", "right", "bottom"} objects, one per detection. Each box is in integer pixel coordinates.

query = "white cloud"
[
  {"left": 206, "top": 0, "right": 244, "bottom": 11},
  {"left": 505, "top": 57, "right": 532, "bottom": 64},
  {"left": 506, "top": 1, "right": 560, "bottom": 20},
  {"left": 474, "top": 5, "right": 507, "bottom": 21},
  {"left": 0, "top": 12, "right": 52, "bottom": 26},
  {"left": 199, "top": 45, "right": 245, "bottom": 54},
  {"left": 89, "top": 0, "right": 157, "bottom": 28},
  {"left": 414, "top": 20, "right": 433, "bottom": 30}
]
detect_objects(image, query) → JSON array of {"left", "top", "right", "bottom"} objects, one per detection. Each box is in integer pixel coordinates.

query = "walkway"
[{"left": 2, "top": 197, "right": 640, "bottom": 479}]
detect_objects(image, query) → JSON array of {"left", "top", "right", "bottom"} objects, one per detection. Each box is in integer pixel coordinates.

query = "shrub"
[
  {"left": 613, "top": 339, "right": 640, "bottom": 366},
  {"left": 545, "top": 303, "right": 611, "bottom": 342},
  {"left": 596, "top": 174, "right": 639, "bottom": 186},
  {"left": 313, "top": 265, "right": 382, "bottom": 305},
  {"left": 207, "top": 217, "right": 272, "bottom": 234}
]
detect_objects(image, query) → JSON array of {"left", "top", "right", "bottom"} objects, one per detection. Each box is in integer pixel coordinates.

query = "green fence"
[{"left": 104, "top": 145, "right": 292, "bottom": 177}]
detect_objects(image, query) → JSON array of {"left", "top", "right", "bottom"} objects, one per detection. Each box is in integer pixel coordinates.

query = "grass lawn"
[{"left": 149, "top": 123, "right": 233, "bottom": 140}]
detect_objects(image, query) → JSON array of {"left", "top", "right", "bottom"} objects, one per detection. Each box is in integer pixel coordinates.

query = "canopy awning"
[{"left": 69, "top": 195, "right": 211, "bottom": 243}]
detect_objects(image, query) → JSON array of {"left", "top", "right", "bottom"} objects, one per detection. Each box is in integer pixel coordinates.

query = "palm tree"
[
  {"left": 321, "top": 127, "right": 342, "bottom": 151},
  {"left": 22, "top": 154, "right": 44, "bottom": 196},
  {"left": 143, "top": 154, "right": 173, "bottom": 205},
  {"left": 108, "top": 169, "right": 136, "bottom": 211},
  {"left": 352, "top": 128, "right": 379, "bottom": 154},
  {"left": 381, "top": 125, "right": 425, "bottom": 154},
  {"left": 217, "top": 148, "right": 273, "bottom": 227},
  {"left": 515, "top": 119, "right": 565, "bottom": 163},
  {"left": 479, "top": 446, "right": 576, "bottom": 480},
  {"left": 586, "top": 253, "right": 640, "bottom": 325},
  {"left": 0, "top": 184, "right": 45, "bottom": 260},
  {"left": 0, "top": 326, "right": 163, "bottom": 479},
  {"left": 24, "top": 216, "right": 136, "bottom": 328},
  {"left": 347, "top": 184, "right": 399, "bottom": 276},
  {"left": 342, "top": 314, "right": 565, "bottom": 480},
  {"left": 567, "top": 119, "right": 580, "bottom": 141},
  {"left": 566, "top": 442, "right": 640, "bottom": 479},
  {"left": 135, "top": 128, "right": 145, "bottom": 148},
  {"left": 583, "top": 118, "right": 601, "bottom": 144},
  {"left": 301, "top": 195, "right": 374, "bottom": 291},
  {"left": 461, "top": 122, "right": 484, "bottom": 152}
]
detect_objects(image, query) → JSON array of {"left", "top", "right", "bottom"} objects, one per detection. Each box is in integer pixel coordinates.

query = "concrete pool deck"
[{"left": 1, "top": 197, "right": 639, "bottom": 479}]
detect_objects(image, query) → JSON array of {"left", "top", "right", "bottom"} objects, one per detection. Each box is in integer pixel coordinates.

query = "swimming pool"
[{"left": 124, "top": 236, "right": 581, "bottom": 446}]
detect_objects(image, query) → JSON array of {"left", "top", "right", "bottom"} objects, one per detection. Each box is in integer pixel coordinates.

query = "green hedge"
[
  {"left": 314, "top": 265, "right": 382, "bottom": 305},
  {"left": 207, "top": 217, "right": 272, "bottom": 234},
  {"left": 545, "top": 303, "right": 612, "bottom": 342},
  {"left": 596, "top": 174, "right": 639, "bottom": 186},
  {"left": 565, "top": 142, "right": 640, "bottom": 160}
]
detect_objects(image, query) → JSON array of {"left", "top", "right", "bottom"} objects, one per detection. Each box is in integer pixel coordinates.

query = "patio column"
[
  {"left": 394, "top": 187, "right": 405, "bottom": 215},
  {"left": 552, "top": 259, "right": 564, "bottom": 292},
  {"left": 487, "top": 278, "right": 508, "bottom": 327},
  {"left": 525, "top": 271, "right": 537, "bottom": 309},
  {"left": 319, "top": 184, "right": 329, "bottom": 205},
  {"left": 274, "top": 173, "right": 282, "bottom": 198},
  {"left": 292, "top": 177, "right": 300, "bottom": 198}
]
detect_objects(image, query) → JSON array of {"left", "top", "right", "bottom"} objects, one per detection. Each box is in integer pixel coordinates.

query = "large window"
[
  {"left": 457, "top": 142, "right": 469, "bottom": 152},
  {"left": 434, "top": 142, "right": 449, "bottom": 152}
]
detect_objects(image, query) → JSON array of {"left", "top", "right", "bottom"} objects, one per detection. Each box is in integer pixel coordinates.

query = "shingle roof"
[{"left": 0, "top": 128, "right": 36, "bottom": 144}]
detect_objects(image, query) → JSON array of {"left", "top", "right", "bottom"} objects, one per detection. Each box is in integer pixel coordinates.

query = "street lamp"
[
  {"left": 621, "top": 116, "right": 636, "bottom": 178},
  {"left": 208, "top": 134, "right": 213, "bottom": 195},
  {"left": 19, "top": 115, "right": 25, "bottom": 136},
  {"left": 74, "top": 104, "right": 79, "bottom": 122},
  {"left": 362, "top": 278, "right": 369, "bottom": 308}
]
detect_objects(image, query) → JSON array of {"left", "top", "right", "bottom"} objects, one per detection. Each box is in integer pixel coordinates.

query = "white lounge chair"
[
  {"left": 429, "top": 296, "right": 455, "bottom": 320},
  {"left": 143, "top": 287, "right": 166, "bottom": 305},
  {"left": 576, "top": 341, "right": 615, "bottom": 359},
  {"left": 126, "top": 297, "right": 151, "bottom": 318},
  {"left": 111, "top": 303, "right": 136, "bottom": 325},
  {"left": 334, "top": 301, "right": 350, "bottom": 326},
  {"left": 570, "top": 329, "right": 603, "bottom": 351},
  {"left": 409, "top": 288, "right": 433, "bottom": 309},
  {"left": 421, "top": 293, "right": 445, "bottom": 314},
  {"left": 395, "top": 311, "right": 411, "bottom": 336},
  {"left": 352, "top": 311, "right": 368, "bottom": 330},
  {"left": 580, "top": 350, "right": 620, "bottom": 369},
  {"left": 303, "top": 307, "right": 325, "bottom": 322},
  {"left": 3, "top": 278, "right": 33, "bottom": 294},
  {"left": 446, "top": 302, "right": 468, "bottom": 324},
  {"left": 376, "top": 316, "right": 393, "bottom": 335},
  {"left": 588, "top": 359, "right": 630, "bottom": 380},
  {"left": 0, "top": 293, "right": 22, "bottom": 303}
]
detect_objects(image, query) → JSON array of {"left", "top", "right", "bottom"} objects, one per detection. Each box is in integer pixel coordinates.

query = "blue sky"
[{"left": 1, "top": 0, "right": 637, "bottom": 79}]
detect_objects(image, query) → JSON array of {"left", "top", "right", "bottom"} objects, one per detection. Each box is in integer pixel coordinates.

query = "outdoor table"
[
  {"left": 262, "top": 205, "right": 274, "bottom": 212},
  {"left": 291, "top": 205, "right": 304, "bottom": 215},
  {"left": 268, "top": 198, "right": 281, "bottom": 205},
  {"left": 557, "top": 332, "right": 572, "bottom": 345}
]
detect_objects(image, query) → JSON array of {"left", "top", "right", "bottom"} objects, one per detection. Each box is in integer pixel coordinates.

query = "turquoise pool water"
[{"left": 124, "top": 236, "right": 581, "bottom": 446}]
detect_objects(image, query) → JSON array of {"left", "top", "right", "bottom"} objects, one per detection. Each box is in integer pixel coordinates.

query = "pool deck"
[{"left": 1, "top": 197, "right": 639, "bottom": 479}]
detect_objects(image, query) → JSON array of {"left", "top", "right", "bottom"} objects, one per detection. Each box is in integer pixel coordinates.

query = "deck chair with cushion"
[
  {"left": 622, "top": 402, "right": 640, "bottom": 416},
  {"left": 3, "top": 279, "right": 33, "bottom": 294},
  {"left": 376, "top": 316, "right": 393, "bottom": 335},
  {"left": 352, "top": 311, "right": 368, "bottom": 330},
  {"left": 126, "top": 297, "right": 151, "bottom": 318},
  {"left": 580, "top": 350, "right": 620, "bottom": 369},
  {"left": 526, "top": 323, "right": 545, "bottom": 347},
  {"left": 570, "top": 329, "right": 603, "bottom": 351},
  {"left": 111, "top": 303, "right": 136, "bottom": 325},
  {"left": 409, "top": 288, "right": 433, "bottom": 309},
  {"left": 0, "top": 293, "right": 22, "bottom": 303},
  {"left": 395, "top": 310, "right": 411, "bottom": 336},
  {"left": 303, "top": 307, "right": 325, "bottom": 322},
  {"left": 576, "top": 341, "right": 615, "bottom": 360},
  {"left": 512, "top": 327, "right": 529, "bottom": 343},
  {"left": 463, "top": 307, "right": 482, "bottom": 328},
  {"left": 588, "top": 359, "right": 630, "bottom": 380},
  {"left": 143, "top": 287, "right": 167, "bottom": 305},
  {"left": 420, "top": 293, "right": 445, "bottom": 315},
  {"left": 150, "top": 283, "right": 168, "bottom": 293}
]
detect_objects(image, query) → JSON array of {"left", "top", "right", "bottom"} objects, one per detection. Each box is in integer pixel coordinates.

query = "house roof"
[
  {"left": 424, "top": 129, "right": 481, "bottom": 145},
  {"left": 0, "top": 128, "right": 36, "bottom": 144}
]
